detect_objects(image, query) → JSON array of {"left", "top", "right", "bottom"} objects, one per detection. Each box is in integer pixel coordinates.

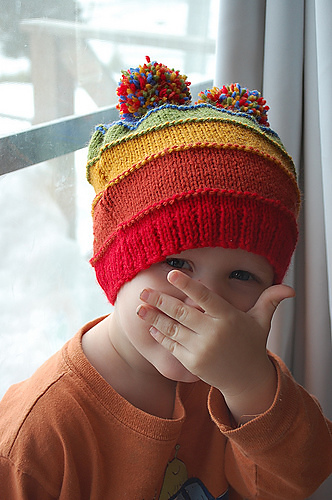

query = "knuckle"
[
  {"left": 160, "top": 335, "right": 176, "bottom": 354},
  {"left": 174, "top": 303, "right": 188, "bottom": 323},
  {"left": 154, "top": 315, "right": 164, "bottom": 332},
  {"left": 155, "top": 294, "right": 165, "bottom": 309},
  {"left": 166, "top": 322, "right": 179, "bottom": 339},
  {"left": 196, "top": 287, "right": 212, "bottom": 306}
]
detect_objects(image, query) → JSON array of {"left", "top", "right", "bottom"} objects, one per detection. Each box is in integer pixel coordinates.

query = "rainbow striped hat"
[{"left": 87, "top": 57, "right": 300, "bottom": 304}]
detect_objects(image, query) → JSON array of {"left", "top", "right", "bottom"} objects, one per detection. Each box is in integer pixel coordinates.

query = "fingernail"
[
  {"left": 136, "top": 305, "right": 147, "bottom": 318},
  {"left": 140, "top": 289, "right": 150, "bottom": 301},
  {"left": 149, "top": 326, "right": 159, "bottom": 337},
  {"left": 167, "top": 270, "right": 180, "bottom": 284}
]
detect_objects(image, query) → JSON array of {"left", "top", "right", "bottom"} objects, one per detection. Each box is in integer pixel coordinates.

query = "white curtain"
[{"left": 215, "top": 1, "right": 332, "bottom": 498}]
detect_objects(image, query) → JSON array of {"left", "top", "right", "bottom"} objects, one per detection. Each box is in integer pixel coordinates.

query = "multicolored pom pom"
[
  {"left": 116, "top": 56, "right": 191, "bottom": 121},
  {"left": 196, "top": 83, "right": 270, "bottom": 126}
]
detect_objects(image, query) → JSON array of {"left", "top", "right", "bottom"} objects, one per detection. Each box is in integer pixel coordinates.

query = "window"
[{"left": 0, "top": 0, "right": 218, "bottom": 396}]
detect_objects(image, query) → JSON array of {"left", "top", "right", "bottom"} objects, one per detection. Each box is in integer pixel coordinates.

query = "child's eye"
[
  {"left": 229, "top": 270, "right": 254, "bottom": 281},
  {"left": 165, "top": 258, "right": 192, "bottom": 271}
]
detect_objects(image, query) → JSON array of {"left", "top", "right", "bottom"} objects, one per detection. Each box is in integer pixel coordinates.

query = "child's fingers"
[
  {"left": 136, "top": 301, "right": 200, "bottom": 361},
  {"left": 137, "top": 288, "right": 205, "bottom": 334},
  {"left": 167, "top": 270, "right": 229, "bottom": 317}
]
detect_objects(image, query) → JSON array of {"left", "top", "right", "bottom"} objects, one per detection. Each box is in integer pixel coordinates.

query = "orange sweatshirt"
[{"left": 0, "top": 317, "right": 331, "bottom": 500}]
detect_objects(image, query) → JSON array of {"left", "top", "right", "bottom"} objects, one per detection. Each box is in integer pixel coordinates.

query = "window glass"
[
  {"left": 0, "top": 0, "right": 218, "bottom": 396},
  {"left": 0, "top": 0, "right": 218, "bottom": 133}
]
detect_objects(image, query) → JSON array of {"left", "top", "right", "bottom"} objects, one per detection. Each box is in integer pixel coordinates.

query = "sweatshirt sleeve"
[
  {"left": 208, "top": 353, "right": 332, "bottom": 500},
  {"left": 0, "top": 457, "right": 55, "bottom": 500}
]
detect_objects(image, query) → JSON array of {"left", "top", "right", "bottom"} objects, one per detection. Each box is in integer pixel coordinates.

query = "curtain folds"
[{"left": 215, "top": 1, "right": 332, "bottom": 498}]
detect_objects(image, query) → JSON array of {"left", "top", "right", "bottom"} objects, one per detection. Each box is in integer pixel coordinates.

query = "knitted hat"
[{"left": 87, "top": 57, "right": 300, "bottom": 305}]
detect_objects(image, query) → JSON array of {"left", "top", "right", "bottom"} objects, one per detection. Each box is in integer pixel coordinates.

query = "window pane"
[
  {"left": 0, "top": 0, "right": 218, "bottom": 397},
  {"left": 0, "top": 152, "right": 110, "bottom": 394},
  {"left": 0, "top": 0, "right": 218, "bottom": 134}
]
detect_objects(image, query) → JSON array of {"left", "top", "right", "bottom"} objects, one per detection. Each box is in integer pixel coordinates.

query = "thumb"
[{"left": 249, "top": 284, "right": 295, "bottom": 334}]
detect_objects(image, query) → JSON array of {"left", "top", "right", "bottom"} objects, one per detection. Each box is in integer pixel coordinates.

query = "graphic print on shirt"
[{"left": 158, "top": 445, "right": 228, "bottom": 500}]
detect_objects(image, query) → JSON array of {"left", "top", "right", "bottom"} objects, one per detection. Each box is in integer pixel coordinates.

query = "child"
[{"left": 0, "top": 58, "right": 331, "bottom": 500}]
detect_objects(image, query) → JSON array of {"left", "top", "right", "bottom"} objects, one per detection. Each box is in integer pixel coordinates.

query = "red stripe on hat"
[
  {"left": 92, "top": 191, "right": 298, "bottom": 304},
  {"left": 92, "top": 147, "right": 299, "bottom": 257}
]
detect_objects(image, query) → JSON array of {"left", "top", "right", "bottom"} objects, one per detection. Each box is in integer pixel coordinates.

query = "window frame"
[{"left": 0, "top": 80, "right": 213, "bottom": 176}]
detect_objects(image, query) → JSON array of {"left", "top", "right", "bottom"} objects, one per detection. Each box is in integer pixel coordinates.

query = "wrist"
[{"left": 222, "top": 358, "right": 277, "bottom": 424}]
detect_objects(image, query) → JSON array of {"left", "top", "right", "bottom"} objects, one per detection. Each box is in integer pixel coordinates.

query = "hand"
[{"left": 137, "top": 270, "right": 295, "bottom": 421}]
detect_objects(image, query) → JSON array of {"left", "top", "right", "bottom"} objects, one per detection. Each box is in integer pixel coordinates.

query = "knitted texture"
[{"left": 87, "top": 58, "right": 301, "bottom": 304}]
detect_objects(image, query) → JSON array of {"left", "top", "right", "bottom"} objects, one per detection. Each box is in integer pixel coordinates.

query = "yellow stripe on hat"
[
  {"left": 91, "top": 141, "right": 301, "bottom": 214},
  {"left": 88, "top": 118, "right": 296, "bottom": 194}
]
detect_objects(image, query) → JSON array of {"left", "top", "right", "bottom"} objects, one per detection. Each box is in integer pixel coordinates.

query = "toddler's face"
[{"left": 110, "top": 247, "right": 274, "bottom": 383}]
